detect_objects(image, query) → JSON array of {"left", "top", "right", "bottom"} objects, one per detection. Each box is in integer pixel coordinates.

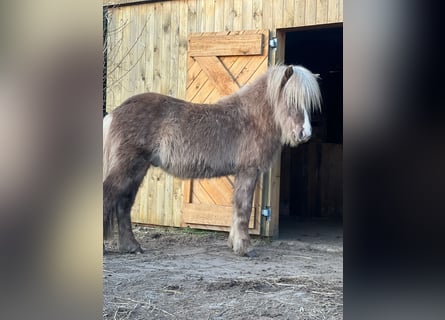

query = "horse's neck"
[
  {"left": 216, "top": 93, "right": 241, "bottom": 106},
  {"left": 218, "top": 76, "right": 268, "bottom": 108}
]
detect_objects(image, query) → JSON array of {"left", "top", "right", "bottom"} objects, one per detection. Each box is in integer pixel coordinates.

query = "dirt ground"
[{"left": 103, "top": 222, "right": 343, "bottom": 320}]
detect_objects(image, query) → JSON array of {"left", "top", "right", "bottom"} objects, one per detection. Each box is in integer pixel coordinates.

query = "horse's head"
[{"left": 267, "top": 65, "right": 321, "bottom": 147}]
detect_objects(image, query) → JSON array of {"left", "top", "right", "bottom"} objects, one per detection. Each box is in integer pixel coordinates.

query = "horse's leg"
[
  {"left": 103, "top": 153, "right": 150, "bottom": 253},
  {"left": 228, "top": 168, "right": 260, "bottom": 256}
]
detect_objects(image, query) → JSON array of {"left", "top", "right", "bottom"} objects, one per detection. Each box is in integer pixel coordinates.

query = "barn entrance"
[{"left": 277, "top": 24, "right": 343, "bottom": 237}]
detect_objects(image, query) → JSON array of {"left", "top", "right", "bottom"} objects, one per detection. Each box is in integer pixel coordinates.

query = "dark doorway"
[{"left": 278, "top": 24, "right": 343, "bottom": 236}]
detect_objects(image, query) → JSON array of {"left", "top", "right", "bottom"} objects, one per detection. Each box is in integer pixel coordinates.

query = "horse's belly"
[{"left": 161, "top": 158, "right": 235, "bottom": 180}]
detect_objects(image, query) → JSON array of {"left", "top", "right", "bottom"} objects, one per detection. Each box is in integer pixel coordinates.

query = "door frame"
[{"left": 181, "top": 30, "right": 269, "bottom": 236}]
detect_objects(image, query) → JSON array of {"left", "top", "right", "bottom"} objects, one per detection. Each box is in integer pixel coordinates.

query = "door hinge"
[
  {"left": 261, "top": 206, "right": 272, "bottom": 221},
  {"left": 269, "top": 38, "right": 278, "bottom": 49}
]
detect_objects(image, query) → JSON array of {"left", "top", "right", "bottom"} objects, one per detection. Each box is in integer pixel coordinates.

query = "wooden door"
[{"left": 181, "top": 30, "right": 269, "bottom": 235}]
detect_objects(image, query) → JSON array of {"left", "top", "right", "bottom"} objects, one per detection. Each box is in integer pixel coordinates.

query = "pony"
[{"left": 103, "top": 65, "right": 321, "bottom": 256}]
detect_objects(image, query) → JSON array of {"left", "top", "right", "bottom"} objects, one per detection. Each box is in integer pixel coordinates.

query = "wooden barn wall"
[{"left": 104, "top": 0, "right": 343, "bottom": 227}]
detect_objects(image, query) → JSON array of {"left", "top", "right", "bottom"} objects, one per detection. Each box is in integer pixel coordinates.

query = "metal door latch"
[
  {"left": 269, "top": 38, "right": 277, "bottom": 49},
  {"left": 261, "top": 206, "right": 272, "bottom": 221}
]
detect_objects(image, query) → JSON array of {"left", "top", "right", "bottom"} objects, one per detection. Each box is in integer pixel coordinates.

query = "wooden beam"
[
  {"left": 188, "top": 34, "right": 263, "bottom": 57},
  {"left": 182, "top": 204, "right": 255, "bottom": 229},
  {"left": 103, "top": 0, "right": 170, "bottom": 8},
  {"left": 194, "top": 56, "right": 240, "bottom": 96}
]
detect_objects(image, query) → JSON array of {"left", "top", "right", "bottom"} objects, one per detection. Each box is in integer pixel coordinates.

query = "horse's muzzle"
[
  {"left": 298, "top": 129, "right": 311, "bottom": 143},
  {"left": 294, "top": 128, "right": 311, "bottom": 144}
]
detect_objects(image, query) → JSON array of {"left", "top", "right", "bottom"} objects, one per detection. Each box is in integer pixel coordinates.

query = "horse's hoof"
[
  {"left": 227, "top": 235, "right": 234, "bottom": 249},
  {"left": 246, "top": 250, "right": 259, "bottom": 258},
  {"left": 119, "top": 240, "right": 143, "bottom": 254},
  {"left": 119, "top": 245, "right": 143, "bottom": 254},
  {"left": 232, "top": 238, "right": 250, "bottom": 256}
]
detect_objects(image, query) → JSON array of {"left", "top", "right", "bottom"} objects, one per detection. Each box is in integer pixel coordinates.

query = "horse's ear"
[
  {"left": 280, "top": 66, "right": 294, "bottom": 89},
  {"left": 284, "top": 66, "right": 294, "bottom": 80}
]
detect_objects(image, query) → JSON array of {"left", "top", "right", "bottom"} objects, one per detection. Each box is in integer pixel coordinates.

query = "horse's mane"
[{"left": 266, "top": 65, "right": 322, "bottom": 115}]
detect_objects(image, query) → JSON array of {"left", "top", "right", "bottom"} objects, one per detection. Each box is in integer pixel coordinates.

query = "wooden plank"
[
  {"left": 276, "top": 29, "right": 286, "bottom": 64},
  {"left": 122, "top": 6, "right": 133, "bottom": 96},
  {"left": 265, "top": 154, "right": 281, "bottom": 237},
  {"left": 170, "top": 0, "right": 180, "bottom": 97},
  {"left": 198, "top": 178, "right": 233, "bottom": 205},
  {"left": 151, "top": 2, "right": 162, "bottom": 93},
  {"left": 223, "top": 0, "right": 234, "bottom": 31},
  {"left": 316, "top": 0, "right": 329, "bottom": 24},
  {"left": 252, "top": 0, "right": 263, "bottom": 29},
  {"left": 273, "top": 0, "right": 284, "bottom": 28},
  {"left": 338, "top": 0, "right": 343, "bottom": 21},
  {"left": 203, "top": 88, "right": 221, "bottom": 104},
  {"left": 283, "top": 0, "right": 295, "bottom": 27},
  {"left": 135, "top": 5, "right": 146, "bottom": 94},
  {"left": 192, "top": 180, "right": 218, "bottom": 204},
  {"left": 140, "top": 175, "right": 150, "bottom": 223},
  {"left": 242, "top": 0, "right": 253, "bottom": 30},
  {"left": 235, "top": 55, "right": 268, "bottom": 86},
  {"left": 146, "top": 169, "right": 157, "bottom": 225},
  {"left": 114, "top": 7, "right": 127, "bottom": 105},
  {"left": 143, "top": 3, "right": 155, "bottom": 92},
  {"left": 128, "top": 5, "right": 137, "bottom": 94},
  {"left": 145, "top": 173, "right": 155, "bottom": 223},
  {"left": 204, "top": 52, "right": 250, "bottom": 103},
  {"left": 196, "top": 0, "right": 205, "bottom": 33},
  {"left": 223, "top": 56, "right": 251, "bottom": 85},
  {"left": 183, "top": 204, "right": 232, "bottom": 226},
  {"left": 205, "top": 0, "right": 216, "bottom": 32},
  {"left": 104, "top": 7, "right": 115, "bottom": 112},
  {"left": 155, "top": 169, "right": 166, "bottom": 225},
  {"left": 231, "top": 31, "right": 267, "bottom": 83},
  {"left": 103, "top": 0, "right": 166, "bottom": 6},
  {"left": 186, "top": 65, "right": 209, "bottom": 100},
  {"left": 172, "top": 177, "right": 183, "bottom": 227},
  {"left": 186, "top": 62, "right": 208, "bottom": 101},
  {"left": 187, "top": 0, "right": 198, "bottom": 34},
  {"left": 328, "top": 0, "right": 339, "bottom": 23},
  {"left": 261, "top": 0, "right": 273, "bottom": 30},
  {"left": 164, "top": 175, "right": 173, "bottom": 226},
  {"left": 183, "top": 180, "right": 192, "bottom": 204},
  {"left": 305, "top": 0, "right": 317, "bottom": 25},
  {"left": 160, "top": 1, "right": 171, "bottom": 95},
  {"left": 186, "top": 59, "right": 203, "bottom": 88},
  {"left": 130, "top": 185, "right": 142, "bottom": 222},
  {"left": 187, "top": 73, "right": 213, "bottom": 102},
  {"left": 177, "top": 0, "right": 189, "bottom": 99},
  {"left": 264, "top": 37, "right": 283, "bottom": 237},
  {"left": 182, "top": 221, "right": 260, "bottom": 235},
  {"left": 182, "top": 224, "right": 231, "bottom": 233},
  {"left": 188, "top": 34, "right": 263, "bottom": 57},
  {"left": 295, "top": 0, "right": 306, "bottom": 26},
  {"left": 214, "top": 0, "right": 224, "bottom": 31},
  {"left": 194, "top": 56, "right": 240, "bottom": 96},
  {"left": 183, "top": 204, "right": 255, "bottom": 228},
  {"left": 233, "top": 0, "right": 242, "bottom": 30}
]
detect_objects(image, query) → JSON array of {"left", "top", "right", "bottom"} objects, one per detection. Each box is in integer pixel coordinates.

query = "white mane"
[{"left": 266, "top": 65, "right": 322, "bottom": 115}]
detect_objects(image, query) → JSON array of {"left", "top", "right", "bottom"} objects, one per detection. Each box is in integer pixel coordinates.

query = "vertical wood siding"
[{"left": 104, "top": 0, "right": 343, "bottom": 227}]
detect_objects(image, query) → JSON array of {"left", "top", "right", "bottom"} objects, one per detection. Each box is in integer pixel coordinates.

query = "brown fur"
[{"left": 103, "top": 65, "right": 321, "bottom": 255}]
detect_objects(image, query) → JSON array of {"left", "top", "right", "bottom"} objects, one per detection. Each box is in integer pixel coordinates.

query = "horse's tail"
[
  {"left": 103, "top": 113, "right": 113, "bottom": 181},
  {"left": 103, "top": 113, "right": 115, "bottom": 239}
]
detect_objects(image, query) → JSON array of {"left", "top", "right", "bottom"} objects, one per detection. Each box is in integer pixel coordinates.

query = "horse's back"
[{"left": 116, "top": 92, "right": 185, "bottom": 116}]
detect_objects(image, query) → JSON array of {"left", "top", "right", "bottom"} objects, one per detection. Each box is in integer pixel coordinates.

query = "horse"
[{"left": 103, "top": 65, "right": 321, "bottom": 256}]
